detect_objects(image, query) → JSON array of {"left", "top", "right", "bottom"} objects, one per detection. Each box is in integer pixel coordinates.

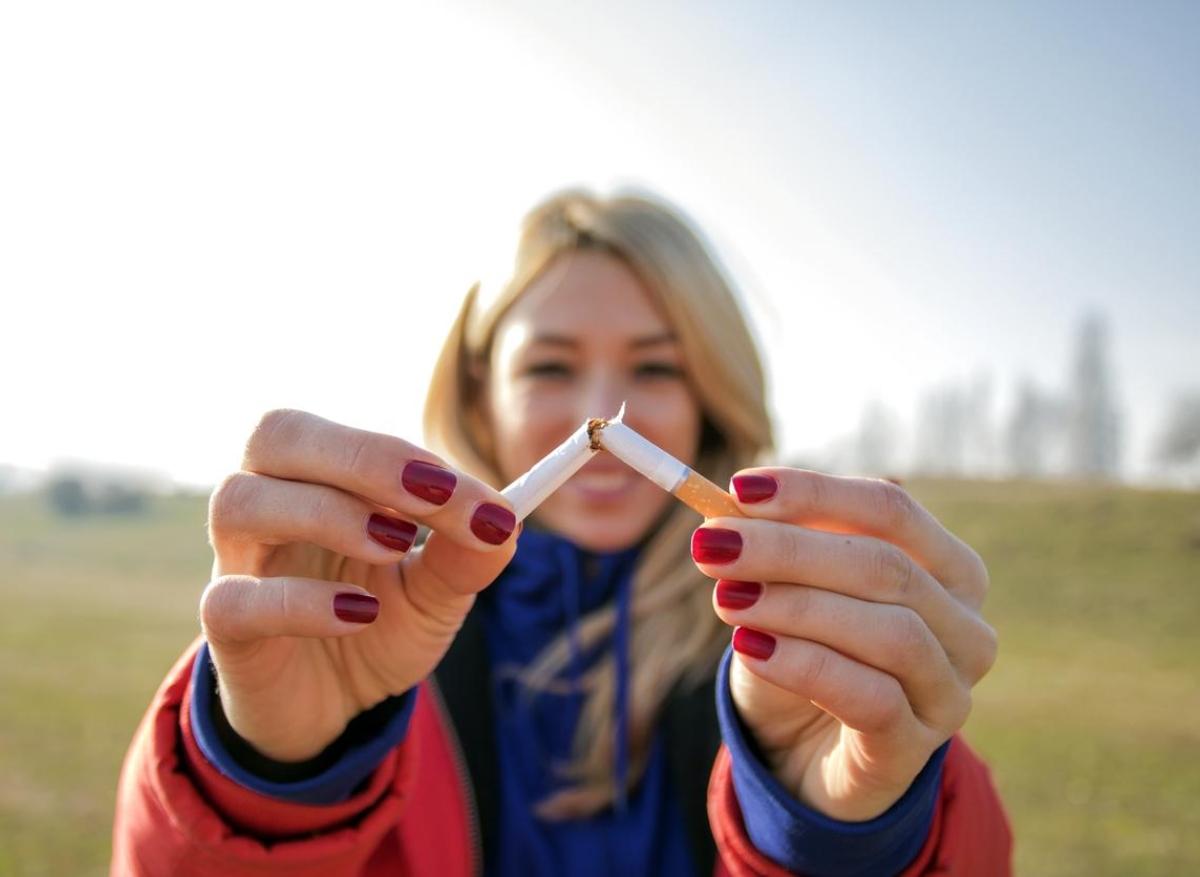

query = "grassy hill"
[{"left": 1, "top": 480, "right": 1197, "bottom": 875}]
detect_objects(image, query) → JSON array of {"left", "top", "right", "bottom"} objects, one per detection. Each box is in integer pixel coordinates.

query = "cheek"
[
  {"left": 487, "top": 384, "right": 581, "bottom": 483},
  {"left": 634, "top": 386, "right": 704, "bottom": 465}
]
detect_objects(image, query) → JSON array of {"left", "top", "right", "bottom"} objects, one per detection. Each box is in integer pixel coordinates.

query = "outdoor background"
[{"left": 1, "top": 2, "right": 1198, "bottom": 875}]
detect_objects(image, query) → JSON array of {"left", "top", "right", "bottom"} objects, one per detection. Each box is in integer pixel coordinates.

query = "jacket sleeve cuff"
[
  {"left": 715, "top": 645, "right": 949, "bottom": 876},
  {"left": 190, "top": 640, "right": 416, "bottom": 805}
]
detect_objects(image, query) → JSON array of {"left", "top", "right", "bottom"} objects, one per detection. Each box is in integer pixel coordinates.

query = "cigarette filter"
[{"left": 597, "top": 406, "right": 742, "bottom": 520}]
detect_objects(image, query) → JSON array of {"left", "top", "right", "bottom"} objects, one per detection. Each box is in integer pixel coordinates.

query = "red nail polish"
[
  {"left": 733, "top": 627, "right": 776, "bottom": 660},
  {"left": 402, "top": 460, "right": 457, "bottom": 506},
  {"left": 368, "top": 513, "right": 418, "bottom": 552},
  {"left": 471, "top": 502, "right": 515, "bottom": 545},
  {"left": 716, "top": 580, "right": 763, "bottom": 610},
  {"left": 732, "top": 473, "right": 778, "bottom": 504},
  {"left": 334, "top": 592, "right": 379, "bottom": 624},
  {"left": 691, "top": 527, "right": 742, "bottom": 564}
]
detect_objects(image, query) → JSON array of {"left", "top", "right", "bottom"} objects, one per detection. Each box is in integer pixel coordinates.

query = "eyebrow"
[{"left": 528, "top": 331, "right": 678, "bottom": 350}]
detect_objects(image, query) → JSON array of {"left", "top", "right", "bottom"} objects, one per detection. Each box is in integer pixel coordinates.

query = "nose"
[{"left": 575, "top": 369, "right": 627, "bottom": 424}]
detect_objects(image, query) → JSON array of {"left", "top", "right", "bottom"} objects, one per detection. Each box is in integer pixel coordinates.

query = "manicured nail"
[
  {"left": 368, "top": 513, "right": 418, "bottom": 552},
  {"left": 691, "top": 527, "right": 742, "bottom": 564},
  {"left": 733, "top": 627, "right": 776, "bottom": 661},
  {"left": 471, "top": 502, "right": 516, "bottom": 545},
  {"left": 716, "top": 580, "right": 763, "bottom": 610},
  {"left": 732, "top": 473, "right": 778, "bottom": 504},
  {"left": 334, "top": 592, "right": 379, "bottom": 624},
  {"left": 402, "top": 460, "right": 457, "bottom": 506}
]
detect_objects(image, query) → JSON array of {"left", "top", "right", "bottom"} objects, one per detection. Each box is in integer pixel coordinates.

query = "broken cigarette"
[
  {"left": 595, "top": 404, "right": 742, "bottom": 520},
  {"left": 501, "top": 419, "right": 598, "bottom": 521},
  {"left": 499, "top": 404, "right": 742, "bottom": 522}
]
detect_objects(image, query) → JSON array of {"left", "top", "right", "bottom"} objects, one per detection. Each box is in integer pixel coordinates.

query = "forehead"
[{"left": 498, "top": 249, "right": 669, "bottom": 341}]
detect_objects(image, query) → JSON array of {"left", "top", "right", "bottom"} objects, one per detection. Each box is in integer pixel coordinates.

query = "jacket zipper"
[{"left": 428, "top": 678, "right": 484, "bottom": 876}]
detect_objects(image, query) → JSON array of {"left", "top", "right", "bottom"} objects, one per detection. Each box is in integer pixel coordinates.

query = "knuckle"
[
  {"left": 875, "top": 480, "right": 918, "bottom": 531},
  {"left": 786, "top": 470, "right": 825, "bottom": 517},
  {"left": 274, "top": 577, "right": 291, "bottom": 626},
  {"left": 863, "top": 678, "right": 908, "bottom": 733},
  {"left": 207, "top": 471, "right": 257, "bottom": 538},
  {"left": 967, "top": 546, "right": 991, "bottom": 594},
  {"left": 969, "top": 620, "right": 1000, "bottom": 682},
  {"left": 243, "top": 408, "right": 302, "bottom": 469},
  {"left": 199, "top": 576, "right": 243, "bottom": 636},
  {"left": 939, "top": 686, "right": 973, "bottom": 732},
  {"left": 780, "top": 528, "right": 807, "bottom": 576},
  {"left": 306, "top": 486, "right": 340, "bottom": 538},
  {"left": 891, "top": 607, "right": 933, "bottom": 670},
  {"left": 797, "top": 643, "right": 832, "bottom": 690},
  {"left": 787, "top": 584, "right": 817, "bottom": 619},
  {"left": 341, "top": 429, "right": 375, "bottom": 479},
  {"left": 873, "top": 544, "right": 917, "bottom": 602}
]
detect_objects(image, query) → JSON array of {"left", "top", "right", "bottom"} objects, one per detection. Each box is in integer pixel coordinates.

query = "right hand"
[{"left": 200, "top": 408, "right": 518, "bottom": 762}]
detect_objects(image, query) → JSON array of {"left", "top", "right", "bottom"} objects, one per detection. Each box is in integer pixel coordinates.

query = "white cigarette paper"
[
  {"left": 500, "top": 420, "right": 598, "bottom": 521},
  {"left": 596, "top": 403, "right": 743, "bottom": 519},
  {"left": 597, "top": 405, "right": 689, "bottom": 493}
]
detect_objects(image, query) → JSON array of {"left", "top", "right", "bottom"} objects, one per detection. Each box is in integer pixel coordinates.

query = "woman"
[{"left": 112, "top": 189, "right": 1011, "bottom": 875}]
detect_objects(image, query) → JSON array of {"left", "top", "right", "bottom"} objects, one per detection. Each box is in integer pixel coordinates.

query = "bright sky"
[{"left": 3, "top": 1, "right": 1197, "bottom": 488}]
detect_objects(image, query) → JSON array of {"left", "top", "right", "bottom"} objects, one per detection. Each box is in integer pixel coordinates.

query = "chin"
[
  {"left": 532, "top": 504, "right": 657, "bottom": 553},
  {"left": 535, "top": 518, "right": 646, "bottom": 553},
  {"left": 531, "top": 486, "right": 674, "bottom": 553}
]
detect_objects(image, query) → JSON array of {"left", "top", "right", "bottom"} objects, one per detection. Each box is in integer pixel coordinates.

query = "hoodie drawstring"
[{"left": 555, "top": 540, "right": 634, "bottom": 814}]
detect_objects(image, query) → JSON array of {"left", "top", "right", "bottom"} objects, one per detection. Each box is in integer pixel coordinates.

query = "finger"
[
  {"left": 208, "top": 471, "right": 420, "bottom": 561},
  {"left": 693, "top": 520, "right": 997, "bottom": 681},
  {"left": 240, "top": 408, "right": 517, "bottom": 552},
  {"left": 730, "top": 626, "right": 920, "bottom": 740},
  {"left": 200, "top": 574, "right": 379, "bottom": 644},
  {"left": 394, "top": 523, "right": 522, "bottom": 631},
  {"left": 730, "top": 468, "right": 988, "bottom": 604},
  {"left": 714, "top": 581, "right": 974, "bottom": 728}
]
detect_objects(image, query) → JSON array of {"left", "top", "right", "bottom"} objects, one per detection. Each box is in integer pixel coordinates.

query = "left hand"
[{"left": 693, "top": 468, "right": 997, "bottom": 822}]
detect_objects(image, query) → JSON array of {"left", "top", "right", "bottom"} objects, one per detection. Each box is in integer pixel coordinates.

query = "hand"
[
  {"left": 695, "top": 469, "right": 996, "bottom": 822},
  {"left": 200, "top": 408, "right": 518, "bottom": 762}
]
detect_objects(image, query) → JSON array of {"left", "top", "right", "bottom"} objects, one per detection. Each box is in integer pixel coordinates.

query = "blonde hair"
[{"left": 424, "top": 187, "right": 773, "bottom": 817}]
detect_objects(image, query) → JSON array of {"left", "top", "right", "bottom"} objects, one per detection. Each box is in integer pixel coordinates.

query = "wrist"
[
  {"left": 770, "top": 739, "right": 942, "bottom": 822},
  {"left": 191, "top": 641, "right": 418, "bottom": 804}
]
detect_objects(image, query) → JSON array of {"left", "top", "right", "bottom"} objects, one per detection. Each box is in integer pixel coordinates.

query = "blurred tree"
[
  {"left": 913, "top": 384, "right": 967, "bottom": 476},
  {"left": 1154, "top": 390, "right": 1200, "bottom": 465},
  {"left": 47, "top": 475, "right": 89, "bottom": 516},
  {"left": 1006, "top": 379, "right": 1048, "bottom": 477},
  {"left": 1066, "top": 313, "right": 1123, "bottom": 480},
  {"left": 963, "top": 372, "right": 998, "bottom": 476},
  {"left": 856, "top": 400, "right": 902, "bottom": 476},
  {"left": 96, "top": 481, "right": 149, "bottom": 515}
]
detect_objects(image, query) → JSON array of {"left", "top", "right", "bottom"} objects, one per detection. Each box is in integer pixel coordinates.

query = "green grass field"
[{"left": 1, "top": 480, "right": 1198, "bottom": 875}]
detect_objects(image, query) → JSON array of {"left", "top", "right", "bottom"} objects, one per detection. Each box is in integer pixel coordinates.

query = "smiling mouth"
[{"left": 568, "top": 460, "right": 640, "bottom": 500}]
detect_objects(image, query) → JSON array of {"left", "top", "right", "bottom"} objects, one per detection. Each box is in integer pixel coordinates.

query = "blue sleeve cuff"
[
  {"left": 189, "top": 640, "right": 417, "bottom": 805},
  {"left": 716, "top": 645, "right": 949, "bottom": 877}
]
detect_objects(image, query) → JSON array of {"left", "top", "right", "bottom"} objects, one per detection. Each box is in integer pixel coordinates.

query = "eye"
[
  {"left": 634, "top": 361, "right": 684, "bottom": 379},
  {"left": 523, "top": 361, "right": 574, "bottom": 379}
]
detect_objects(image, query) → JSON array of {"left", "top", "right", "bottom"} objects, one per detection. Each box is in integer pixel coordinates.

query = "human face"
[{"left": 484, "top": 249, "right": 703, "bottom": 552}]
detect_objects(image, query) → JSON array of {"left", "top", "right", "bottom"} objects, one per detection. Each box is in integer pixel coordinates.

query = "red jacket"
[{"left": 112, "top": 638, "right": 1012, "bottom": 875}]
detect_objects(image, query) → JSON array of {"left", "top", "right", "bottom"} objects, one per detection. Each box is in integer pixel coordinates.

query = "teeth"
[{"left": 575, "top": 473, "right": 630, "bottom": 491}]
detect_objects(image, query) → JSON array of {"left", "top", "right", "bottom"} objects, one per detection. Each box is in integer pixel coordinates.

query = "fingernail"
[
  {"left": 402, "top": 460, "right": 457, "bottom": 506},
  {"left": 334, "top": 592, "right": 379, "bottom": 624},
  {"left": 368, "top": 513, "right": 418, "bottom": 552},
  {"left": 732, "top": 474, "right": 778, "bottom": 504},
  {"left": 716, "top": 579, "right": 763, "bottom": 610},
  {"left": 691, "top": 527, "right": 742, "bottom": 564},
  {"left": 471, "top": 502, "right": 516, "bottom": 545},
  {"left": 733, "top": 627, "right": 776, "bottom": 660}
]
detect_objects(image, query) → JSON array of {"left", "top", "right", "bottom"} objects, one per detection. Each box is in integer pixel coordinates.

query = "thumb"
[
  {"left": 397, "top": 523, "right": 520, "bottom": 620},
  {"left": 200, "top": 574, "right": 380, "bottom": 644}
]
